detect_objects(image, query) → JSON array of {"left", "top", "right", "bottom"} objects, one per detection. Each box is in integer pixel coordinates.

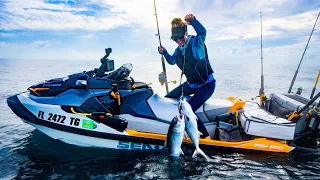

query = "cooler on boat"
[{"left": 239, "top": 102, "right": 296, "bottom": 140}]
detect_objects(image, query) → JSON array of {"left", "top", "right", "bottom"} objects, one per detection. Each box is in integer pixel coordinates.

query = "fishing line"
[{"left": 179, "top": 24, "right": 187, "bottom": 99}]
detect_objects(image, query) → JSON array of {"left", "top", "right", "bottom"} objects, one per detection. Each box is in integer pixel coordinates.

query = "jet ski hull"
[
  {"left": 8, "top": 94, "right": 316, "bottom": 154},
  {"left": 14, "top": 117, "right": 306, "bottom": 153}
]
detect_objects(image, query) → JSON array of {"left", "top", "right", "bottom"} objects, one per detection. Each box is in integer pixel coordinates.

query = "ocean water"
[{"left": 0, "top": 59, "right": 319, "bottom": 179}]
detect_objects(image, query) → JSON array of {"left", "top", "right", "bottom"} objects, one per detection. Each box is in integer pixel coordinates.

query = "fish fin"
[{"left": 192, "top": 147, "right": 209, "bottom": 161}]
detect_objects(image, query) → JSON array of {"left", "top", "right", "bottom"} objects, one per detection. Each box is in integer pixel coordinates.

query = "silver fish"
[
  {"left": 166, "top": 113, "right": 185, "bottom": 159},
  {"left": 180, "top": 98, "right": 209, "bottom": 160}
]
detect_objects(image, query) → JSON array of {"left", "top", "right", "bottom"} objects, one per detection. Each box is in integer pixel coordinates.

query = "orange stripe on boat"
[
  {"left": 125, "top": 130, "right": 294, "bottom": 153},
  {"left": 28, "top": 88, "right": 49, "bottom": 96}
]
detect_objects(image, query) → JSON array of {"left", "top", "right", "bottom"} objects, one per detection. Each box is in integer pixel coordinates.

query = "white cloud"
[
  {"left": 79, "top": 33, "right": 94, "bottom": 39},
  {"left": 32, "top": 40, "right": 55, "bottom": 47},
  {"left": 0, "top": 0, "right": 319, "bottom": 63}
]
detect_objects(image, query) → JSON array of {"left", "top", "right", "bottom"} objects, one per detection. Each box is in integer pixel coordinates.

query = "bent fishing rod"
[
  {"left": 153, "top": 0, "right": 169, "bottom": 93},
  {"left": 288, "top": 11, "right": 320, "bottom": 93}
]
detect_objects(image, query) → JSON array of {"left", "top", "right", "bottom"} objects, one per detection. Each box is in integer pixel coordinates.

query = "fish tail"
[{"left": 192, "top": 147, "right": 209, "bottom": 160}]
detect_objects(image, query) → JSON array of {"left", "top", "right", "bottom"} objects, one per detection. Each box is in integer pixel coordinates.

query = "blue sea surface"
[{"left": 0, "top": 59, "right": 319, "bottom": 179}]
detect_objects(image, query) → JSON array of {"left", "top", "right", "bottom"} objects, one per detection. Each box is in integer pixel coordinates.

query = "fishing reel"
[{"left": 158, "top": 72, "right": 177, "bottom": 85}]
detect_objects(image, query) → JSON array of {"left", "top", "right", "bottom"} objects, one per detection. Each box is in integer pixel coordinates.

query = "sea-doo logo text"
[
  {"left": 43, "top": 84, "right": 61, "bottom": 87},
  {"left": 117, "top": 141, "right": 163, "bottom": 150}
]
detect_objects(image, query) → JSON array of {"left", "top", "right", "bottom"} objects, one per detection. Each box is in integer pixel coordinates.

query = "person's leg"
[
  {"left": 188, "top": 80, "right": 216, "bottom": 138},
  {"left": 165, "top": 82, "right": 195, "bottom": 98}
]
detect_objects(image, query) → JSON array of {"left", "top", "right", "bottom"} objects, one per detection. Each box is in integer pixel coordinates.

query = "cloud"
[
  {"left": 0, "top": 32, "right": 17, "bottom": 37},
  {"left": 32, "top": 40, "right": 55, "bottom": 47},
  {"left": 0, "top": 41, "right": 8, "bottom": 47},
  {"left": 79, "top": 33, "right": 94, "bottom": 39},
  {"left": 0, "top": 0, "right": 194, "bottom": 31},
  {"left": 0, "top": 0, "right": 129, "bottom": 30},
  {"left": 0, "top": 0, "right": 319, "bottom": 63}
]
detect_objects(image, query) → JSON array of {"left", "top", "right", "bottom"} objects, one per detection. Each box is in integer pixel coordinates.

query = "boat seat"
[
  {"left": 147, "top": 94, "right": 234, "bottom": 123},
  {"left": 147, "top": 94, "right": 179, "bottom": 123},
  {"left": 201, "top": 98, "right": 233, "bottom": 122}
]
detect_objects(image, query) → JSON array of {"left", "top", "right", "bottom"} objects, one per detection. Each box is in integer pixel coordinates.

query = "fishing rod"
[
  {"left": 153, "top": 0, "right": 169, "bottom": 93},
  {"left": 259, "top": 12, "right": 266, "bottom": 107},
  {"left": 288, "top": 91, "right": 320, "bottom": 121},
  {"left": 288, "top": 11, "right": 320, "bottom": 93},
  {"left": 310, "top": 70, "right": 320, "bottom": 99}
]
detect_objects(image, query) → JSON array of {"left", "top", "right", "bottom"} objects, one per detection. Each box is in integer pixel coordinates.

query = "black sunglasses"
[{"left": 171, "top": 35, "right": 185, "bottom": 42}]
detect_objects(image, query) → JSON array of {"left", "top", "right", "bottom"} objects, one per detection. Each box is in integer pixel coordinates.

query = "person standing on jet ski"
[{"left": 158, "top": 14, "right": 215, "bottom": 139}]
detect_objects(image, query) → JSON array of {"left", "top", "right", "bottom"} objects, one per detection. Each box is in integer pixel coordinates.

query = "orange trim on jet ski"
[
  {"left": 226, "top": 96, "right": 246, "bottom": 113},
  {"left": 28, "top": 88, "right": 49, "bottom": 96},
  {"left": 125, "top": 130, "right": 294, "bottom": 153}
]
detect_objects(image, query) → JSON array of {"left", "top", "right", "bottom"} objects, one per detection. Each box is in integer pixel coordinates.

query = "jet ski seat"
[
  {"left": 201, "top": 98, "right": 233, "bottom": 122},
  {"left": 147, "top": 94, "right": 234, "bottom": 123},
  {"left": 147, "top": 94, "right": 178, "bottom": 123}
]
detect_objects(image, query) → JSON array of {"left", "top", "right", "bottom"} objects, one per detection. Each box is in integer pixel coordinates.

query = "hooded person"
[{"left": 158, "top": 14, "right": 215, "bottom": 139}]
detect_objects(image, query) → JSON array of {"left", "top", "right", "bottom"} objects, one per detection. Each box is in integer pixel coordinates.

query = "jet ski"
[{"left": 7, "top": 48, "right": 320, "bottom": 154}]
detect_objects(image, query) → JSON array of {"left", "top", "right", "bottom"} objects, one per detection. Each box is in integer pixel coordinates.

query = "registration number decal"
[{"left": 37, "top": 111, "right": 94, "bottom": 129}]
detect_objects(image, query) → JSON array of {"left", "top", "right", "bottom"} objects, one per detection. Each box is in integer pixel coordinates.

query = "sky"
[{"left": 0, "top": 0, "right": 320, "bottom": 66}]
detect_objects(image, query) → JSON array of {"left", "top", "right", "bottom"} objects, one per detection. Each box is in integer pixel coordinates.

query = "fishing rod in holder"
[
  {"left": 288, "top": 91, "right": 320, "bottom": 121},
  {"left": 288, "top": 11, "right": 320, "bottom": 93},
  {"left": 259, "top": 12, "right": 267, "bottom": 108},
  {"left": 153, "top": 0, "right": 169, "bottom": 93},
  {"left": 310, "top": 70, "right": 320, "bottom": 99}
]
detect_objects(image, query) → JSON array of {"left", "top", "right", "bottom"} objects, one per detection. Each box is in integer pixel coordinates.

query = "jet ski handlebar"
[{"left": 81, "top": 63, "right": 133, "bottom": 82}]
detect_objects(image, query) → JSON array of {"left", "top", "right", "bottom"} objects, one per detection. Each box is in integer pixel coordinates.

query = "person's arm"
[
  {"left": 189, "top": 16, "right": 207, "bottom": 60},
  {"left": 189, "top": 16, "right": 206, "bottom": 41},
  {"left": 159, "top": 46, "right": 177, "bottom": 65}
]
